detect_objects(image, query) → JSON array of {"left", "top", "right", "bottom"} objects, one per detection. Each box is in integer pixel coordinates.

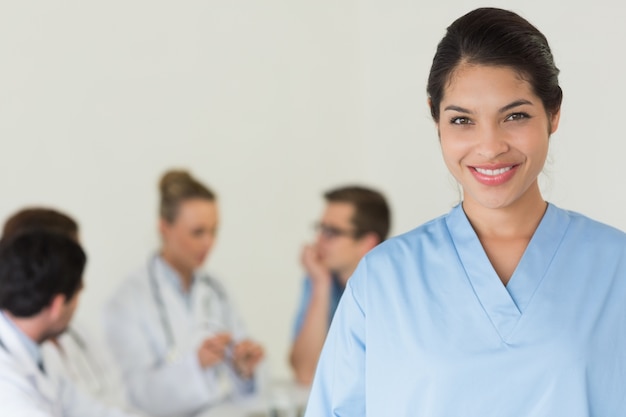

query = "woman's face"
[
  {"left": 437, "top": 64, "right": 560, "bottom": 212},
  {"left": 160, "top": 198, "right": 218, "bottom": 274}
]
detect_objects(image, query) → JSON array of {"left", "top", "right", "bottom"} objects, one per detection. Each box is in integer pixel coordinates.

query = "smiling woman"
[{"left": 304, "top": 7, "right": 626, "bottom": 416}]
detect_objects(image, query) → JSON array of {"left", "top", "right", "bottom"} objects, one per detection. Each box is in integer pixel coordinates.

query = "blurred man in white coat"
[
  {"left": 0, "top": 230, "right": 142, "bottom": 417},
  {"left": 2, "top": 207, "right": 130, "bottom": 410}
]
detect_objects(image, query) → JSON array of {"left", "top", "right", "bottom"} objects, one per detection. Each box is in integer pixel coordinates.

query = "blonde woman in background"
[{"left": 104, "top": 170, "right": 264, "bottom": 417}]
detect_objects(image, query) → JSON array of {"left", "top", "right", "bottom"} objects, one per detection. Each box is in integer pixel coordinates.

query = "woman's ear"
[
  {"left": 158, "top": 217, "right": 170, "bottom": 239},
  {"left": 549, "top": 108, "right": 561, "bottom": 135},
  {"left": 427, "top": 98, "right": 435, "bottom": 124},
  {"left": 428, "top": 98, "right": 441, "bottom": 136}
]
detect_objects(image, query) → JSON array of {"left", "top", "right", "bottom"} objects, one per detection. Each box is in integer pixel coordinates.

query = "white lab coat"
[
  {"left": 0, "top": 312, "right": 139, "bottom": 417},
  {"left": 103, "top": 256, "right": 259, "bottom": 417}
]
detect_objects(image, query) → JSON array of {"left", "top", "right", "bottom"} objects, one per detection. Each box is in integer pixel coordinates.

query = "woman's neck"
[
  {"left": 462, "top": 187, "right": 548, "bottom": 285},
  {"left": 160, "top": 250, "right": 194, "bottom": 292},
  {"left": 462, "top": 187, "right": 547, "bottom": 241}
]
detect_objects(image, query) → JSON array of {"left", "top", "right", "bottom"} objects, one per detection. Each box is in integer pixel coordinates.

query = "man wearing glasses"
[{"left": 289, "top": 186, "right": 391, "bottom": 385}]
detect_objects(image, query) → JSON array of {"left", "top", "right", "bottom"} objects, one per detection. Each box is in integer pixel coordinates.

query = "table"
[{"left": 196, "top": 380, "right": 310, "bottom": 417}]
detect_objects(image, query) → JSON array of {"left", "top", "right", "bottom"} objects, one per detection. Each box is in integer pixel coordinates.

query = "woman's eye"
[
  {"left": 192, "top": 227, "right": 217, "bottom": 238},
  {"left": 192, "top": 229, "right": 205, "bottom": 237},
  {"left": 450, "top": 117, "right": 472, "bottom": 125},
  {"left": 506, "top": 112, "right": 530, "bottom": 121}
]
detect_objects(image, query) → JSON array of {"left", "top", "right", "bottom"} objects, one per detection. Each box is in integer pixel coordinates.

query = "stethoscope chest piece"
[{"left": 165, "top": 348, "right": 179, "bottom": 363}]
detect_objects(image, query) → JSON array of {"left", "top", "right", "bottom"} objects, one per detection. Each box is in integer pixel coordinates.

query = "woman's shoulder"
[
  {"left": 347, "top": 211, "right": 456, "bottom": 296},
  {"left": 120, "top": 264, "right": 151, "bottom": 290},
  {"left": 554, "top": 205, "right": 626, "bottom": 245},
  {"left": 368, "top": 210, "right": 453, "bottom": 258},
  {"left": 105, "top": 262, "right": 152, "bottom": 309}
]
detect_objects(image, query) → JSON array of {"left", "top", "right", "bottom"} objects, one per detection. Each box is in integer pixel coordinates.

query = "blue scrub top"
[{"left": 305, "top": 204, "right": 626, "bottom": 416}]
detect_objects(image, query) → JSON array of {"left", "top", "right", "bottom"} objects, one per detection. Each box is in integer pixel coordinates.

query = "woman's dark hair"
[
  {"left": 159, "top": 169, "right": 216, "bottom": 223},
  {"left": 427, "top": 7, "right": 563, "bottom": 122},
  {"left": 0, "top": 231, "right": 86, "bottom": 317}
]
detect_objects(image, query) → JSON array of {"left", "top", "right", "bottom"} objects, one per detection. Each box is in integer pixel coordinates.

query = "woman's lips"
[{"left": 470, "top": 164, "right": 519, "bottom": 186}]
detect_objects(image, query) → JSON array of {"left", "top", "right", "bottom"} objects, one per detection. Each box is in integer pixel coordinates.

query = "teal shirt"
[{"left": 292, "top": 275, "right": 344, "bottom": 338}]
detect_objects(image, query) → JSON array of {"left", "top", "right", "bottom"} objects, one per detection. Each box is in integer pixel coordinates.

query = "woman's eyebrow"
[
  {"left": 499, "top": 99, "right": 533, "bottom": 113},
  {"left": 443, "top": 105, "right": 472, "bottom": 113},
  {"left": 444, "top": 99, "right": 533, "bottom": 114}
]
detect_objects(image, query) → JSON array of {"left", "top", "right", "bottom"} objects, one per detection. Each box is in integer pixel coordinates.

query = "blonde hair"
[{"left": 159, "top": 170, "right": 215, "bottom": 223}]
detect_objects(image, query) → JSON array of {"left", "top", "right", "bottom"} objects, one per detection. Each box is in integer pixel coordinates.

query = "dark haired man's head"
[
  {"left": 0, "top": 231, "right": 86, "bottom": 341},
  {"left": 323, "top": 186, "right": 391, "bottom": 243},
  {"left": 315, "top": 186, "right": 390, "bottom": 280}
]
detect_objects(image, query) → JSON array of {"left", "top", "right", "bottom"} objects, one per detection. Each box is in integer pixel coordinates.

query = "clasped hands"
[{"left": 197, "top": 332, "right": 264, "bottom": 379}]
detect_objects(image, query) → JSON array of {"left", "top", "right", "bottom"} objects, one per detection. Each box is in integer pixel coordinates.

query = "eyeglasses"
[{"left": 314, "top": 222, "right": 359, "bottom": 240}]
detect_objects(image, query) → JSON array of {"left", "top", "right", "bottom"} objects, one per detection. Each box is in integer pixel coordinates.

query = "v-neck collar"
[
  {"left": 155, "top": 255, "right": 200, "bottom": 310},
  {"left": 445, "top": 203, "right": 570, "bottom": 341}
]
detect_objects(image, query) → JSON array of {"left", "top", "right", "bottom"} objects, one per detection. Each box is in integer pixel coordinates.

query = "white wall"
[{"left": 1, "top": 1, "right": 624, "bottom": 380}]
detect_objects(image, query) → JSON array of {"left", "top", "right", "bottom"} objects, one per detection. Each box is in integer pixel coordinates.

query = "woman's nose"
[{"left": 476, "top": 123, "right": 510, "bottom": 159}]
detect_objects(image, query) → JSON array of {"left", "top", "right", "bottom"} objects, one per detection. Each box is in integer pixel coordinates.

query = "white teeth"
[{"left": 475, "top": 166, "right": 512, "bottom": 176}]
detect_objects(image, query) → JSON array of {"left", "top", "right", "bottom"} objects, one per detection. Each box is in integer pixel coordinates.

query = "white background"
[{"left": 1, "top": 1, "right": 624, "bottom": 380}]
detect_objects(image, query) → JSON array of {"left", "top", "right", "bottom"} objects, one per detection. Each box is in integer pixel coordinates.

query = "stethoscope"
[
  {"left": 62, "top": 326, "right": 105, "bottom": 393},
  {"left": 147, "top": 255, "right": 229, "bottom": 362}
]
